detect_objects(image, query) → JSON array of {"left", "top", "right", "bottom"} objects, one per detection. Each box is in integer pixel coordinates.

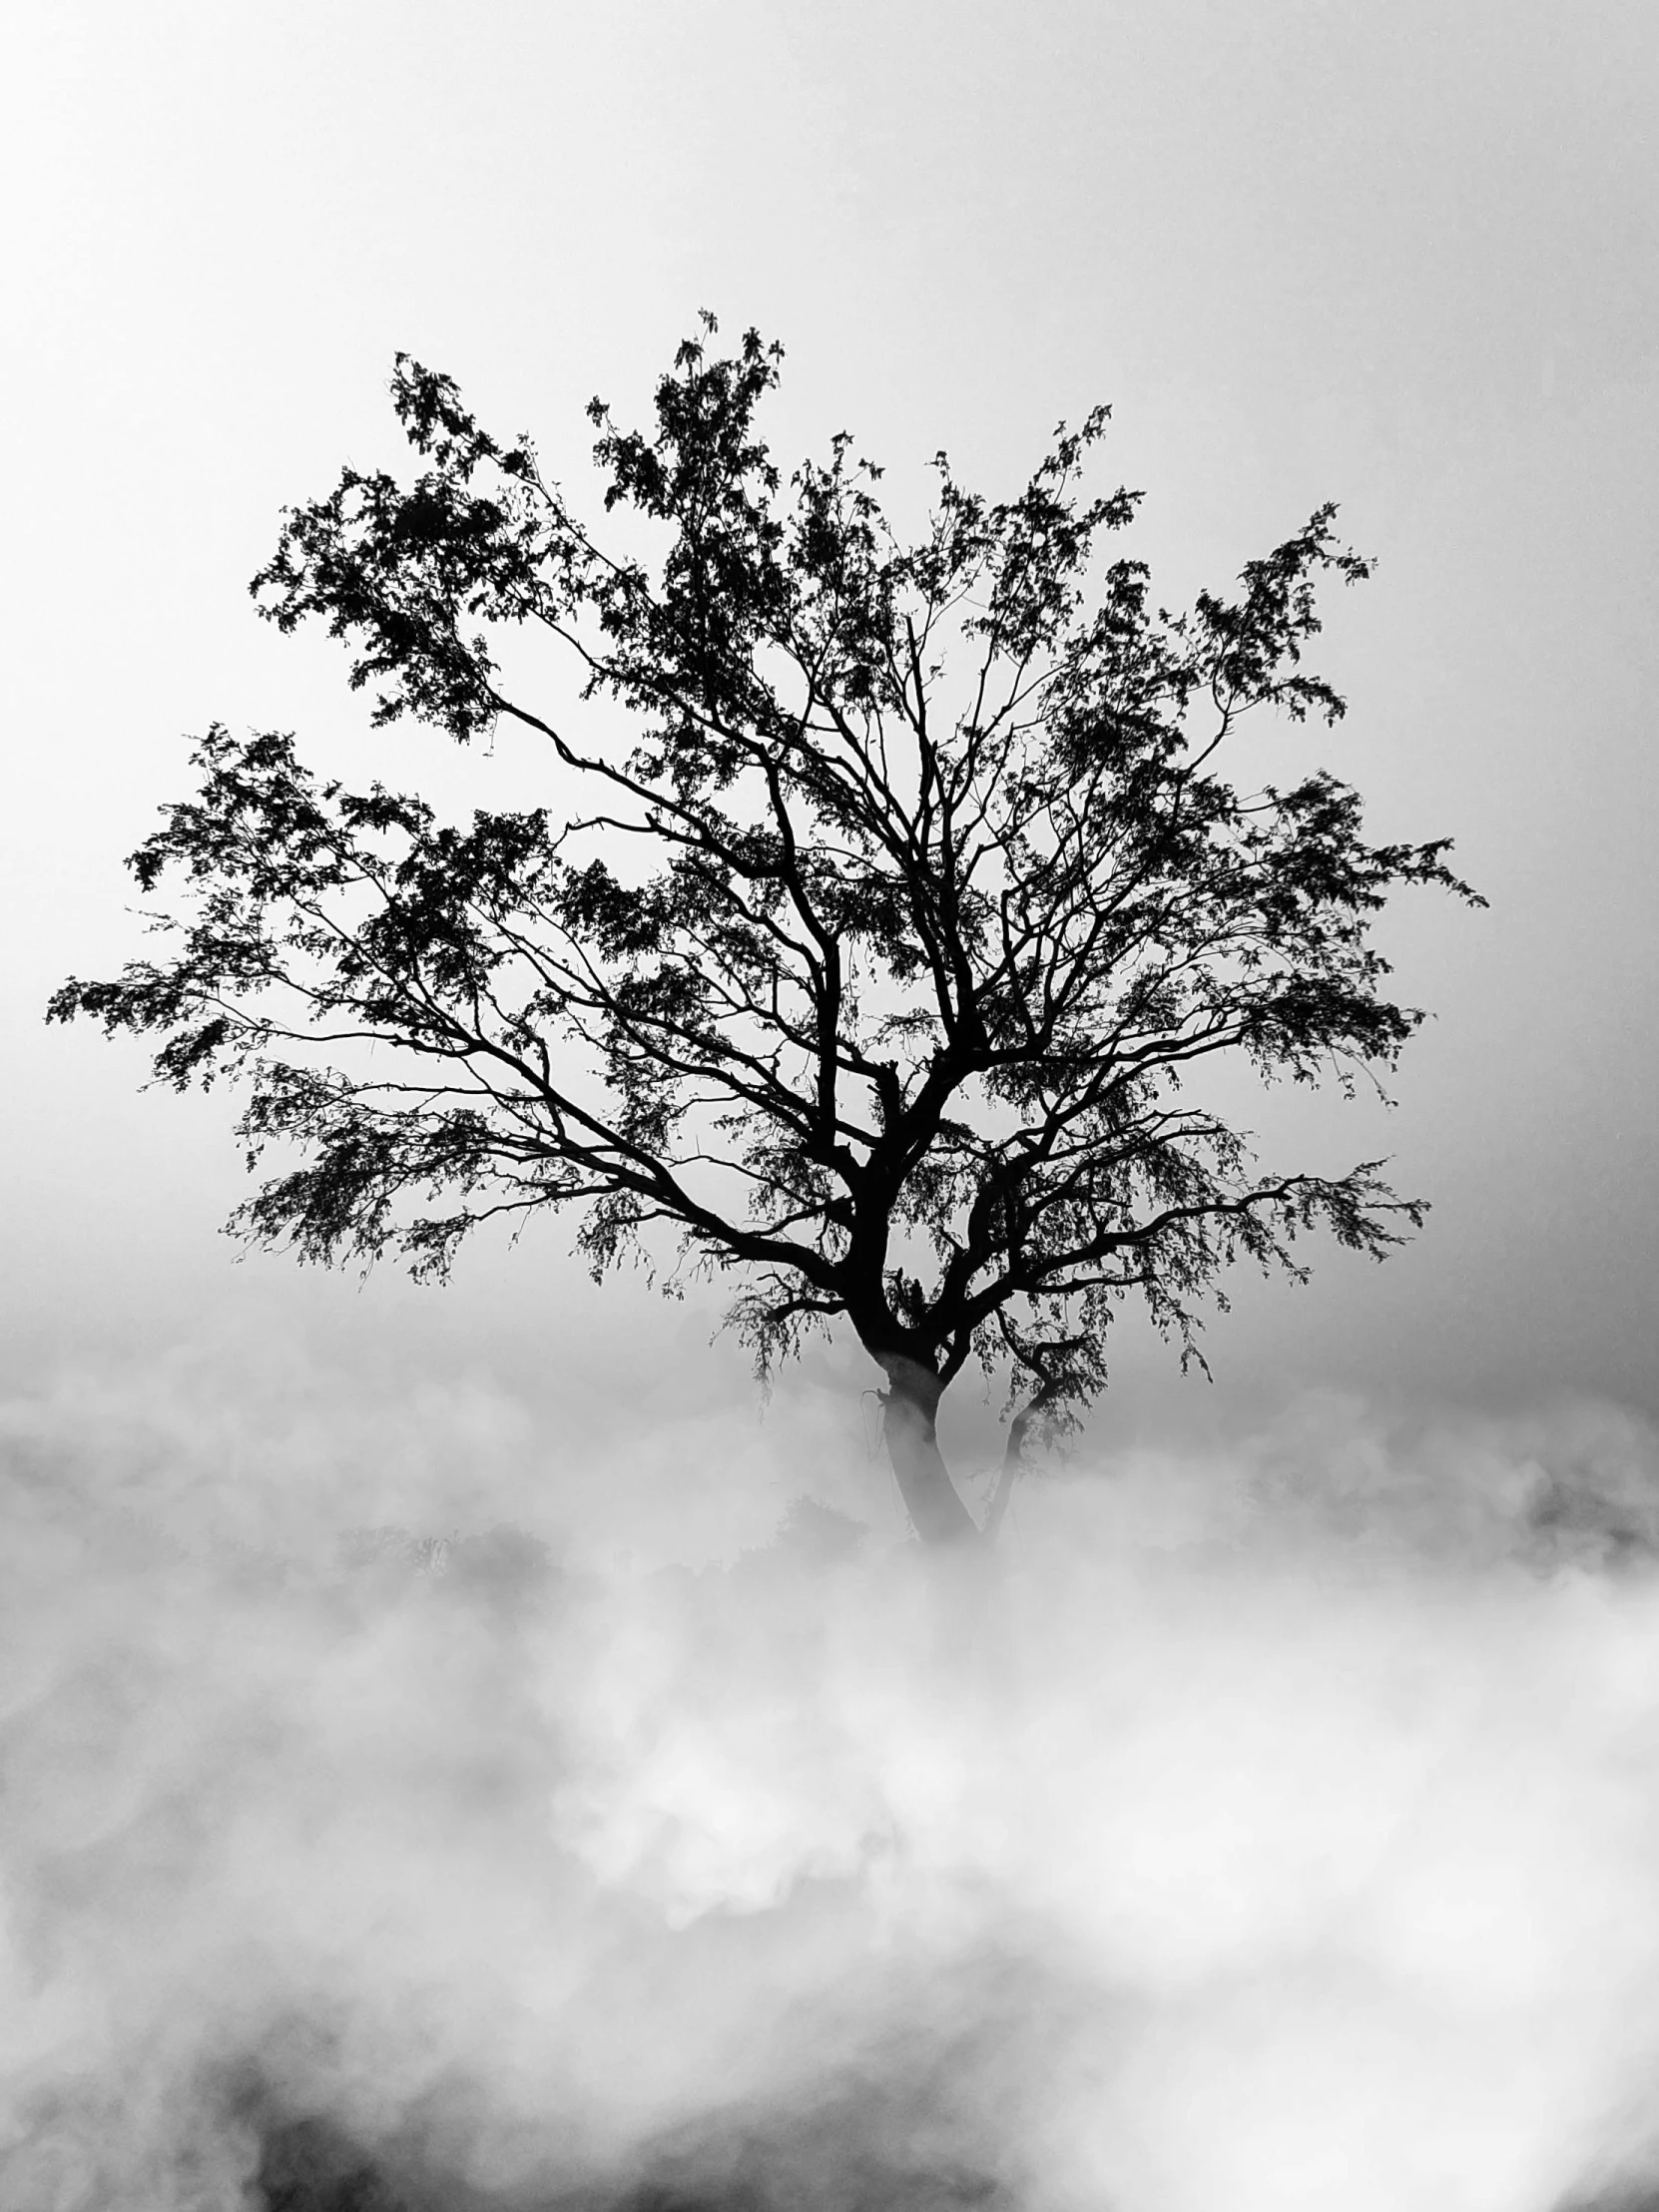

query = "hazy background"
[
  {"left": 3, "top": 0, "right": 1655, "bottom": 1544},
  {"left": 5, "top": 11, "right": 1659, "bottom": 2209}
]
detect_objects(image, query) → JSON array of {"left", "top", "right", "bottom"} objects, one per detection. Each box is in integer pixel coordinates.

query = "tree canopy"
[{"left": 52, "top": 316, "right": 1478, "bottom": 1543}]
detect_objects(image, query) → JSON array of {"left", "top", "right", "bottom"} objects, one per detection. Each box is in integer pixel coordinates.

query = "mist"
[
  {"left": 7, "top": 1371, "right": 1659, "bottom": 2212},
  {"left": 7, "top": 3, "right": 1659, "bottom": 2205}
]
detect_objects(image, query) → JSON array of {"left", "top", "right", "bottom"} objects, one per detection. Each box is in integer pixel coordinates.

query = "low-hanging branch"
[{"left": 52, "top": 315, "right": 1480, "bottom": 1545}]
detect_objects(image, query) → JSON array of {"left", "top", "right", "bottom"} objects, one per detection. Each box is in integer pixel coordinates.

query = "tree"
[{"left": 51, "top": 317, "right": 1478, "bottom": 1546}]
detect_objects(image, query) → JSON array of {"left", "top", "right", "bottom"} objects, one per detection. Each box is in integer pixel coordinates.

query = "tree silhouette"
[{"left": 52, "top": 317, "right": 1478, "bottom": 1544}]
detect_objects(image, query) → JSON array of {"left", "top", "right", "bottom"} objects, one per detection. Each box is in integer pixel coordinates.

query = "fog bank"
[{"left": 5, "top": 1382, "right": 1659, "bottom": 2210}]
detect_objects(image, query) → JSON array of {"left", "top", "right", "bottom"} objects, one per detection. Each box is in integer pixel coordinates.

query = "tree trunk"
[
  {"left": 982, "top": 1403, "right": 1032, "bottom": 1542},
  {"left": 878, "top": 1357, "right": 981, "bottom": 1546},
  {"left": 983, "top": 1379, "right": 1063, "bottom": 1541}
]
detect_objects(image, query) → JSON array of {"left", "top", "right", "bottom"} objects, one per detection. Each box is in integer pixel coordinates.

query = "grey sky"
[{"left": 4, "top": 0, "right": 1656, "bottom": 1462}]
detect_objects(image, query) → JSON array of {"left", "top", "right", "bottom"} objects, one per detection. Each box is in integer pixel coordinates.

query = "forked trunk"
[{"left": 879, "top": 1359, "right": 981, "bottom": 1546}]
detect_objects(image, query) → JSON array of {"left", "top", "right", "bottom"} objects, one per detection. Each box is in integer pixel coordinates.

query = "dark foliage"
[{"left": 52, "top": 316, "right": 1477, "bottom": 1537}]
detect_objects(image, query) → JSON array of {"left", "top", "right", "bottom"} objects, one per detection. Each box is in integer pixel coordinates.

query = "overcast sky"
[{"left": 4, "top": 0, "right": 1656, "bottom": 1526}]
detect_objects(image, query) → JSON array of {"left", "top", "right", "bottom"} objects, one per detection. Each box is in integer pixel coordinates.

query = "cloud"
[{"left": 3, "top": 1374, "right": 1659, "bottom": 2211}]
